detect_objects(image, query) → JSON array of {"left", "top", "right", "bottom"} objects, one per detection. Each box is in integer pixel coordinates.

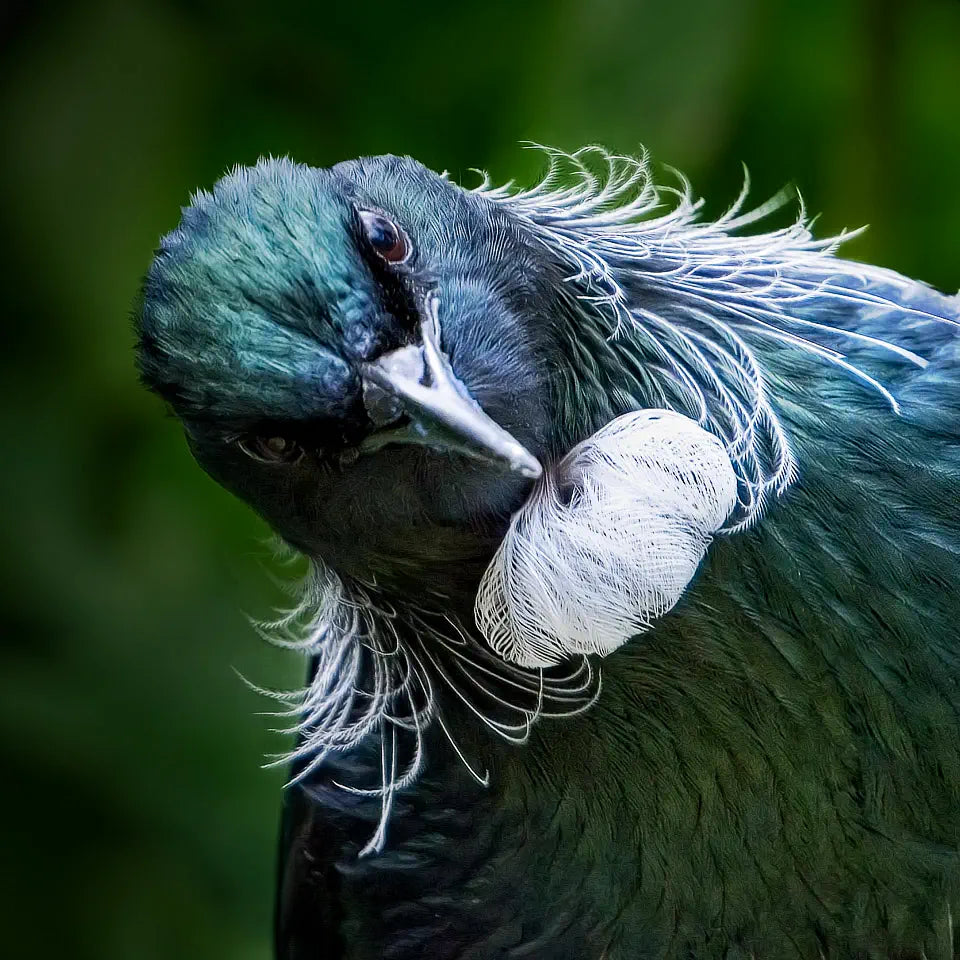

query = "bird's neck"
[{"left": 286, "top": 559, "right": 602, "bottom": 811}]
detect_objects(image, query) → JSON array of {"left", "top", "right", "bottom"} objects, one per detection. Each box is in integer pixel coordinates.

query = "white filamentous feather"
[
  {"left": 248, "top": 565, "right": 434, "bottom": 855},
  {"left": 476, "top": 410, "right": 738, "bottom": 668},
  {"left": 474, "top": 145, "right": 943, "bottom": 529},
  {"left": 251, "top": 558, "right": 600, "bottom": 855}
]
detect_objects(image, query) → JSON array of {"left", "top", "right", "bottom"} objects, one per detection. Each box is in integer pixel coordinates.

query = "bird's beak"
[{"left": 359, "top": 296, "right": 542, "bottom": 479}]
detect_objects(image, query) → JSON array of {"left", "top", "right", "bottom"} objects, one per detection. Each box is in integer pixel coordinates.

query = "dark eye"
[
  {"left": 237, "top": 435, "right": 304, "bottom": 464},
  {"left": 358, "top": 210, "right": 410, "bottom": 263}
]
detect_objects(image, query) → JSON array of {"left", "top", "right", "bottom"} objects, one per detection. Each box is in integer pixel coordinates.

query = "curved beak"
[{"left": 359, "top": 297, "right": 542, "bottom": 480}]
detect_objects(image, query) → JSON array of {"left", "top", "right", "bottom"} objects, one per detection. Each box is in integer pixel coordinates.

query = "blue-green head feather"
[
  {"left": 137, "top": 155, "right": 560, "bottom": 584},
  {"left": 139, "top": 159, "right": 361, "bottom": 421}
]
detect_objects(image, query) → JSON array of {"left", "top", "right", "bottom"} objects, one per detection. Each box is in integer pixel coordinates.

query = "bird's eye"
[
  {"left": 237, "top": 435, "right": 304, "bottom": 464},
  {"left": 358, "top": 210, "right": 410, "bottom": 263}
]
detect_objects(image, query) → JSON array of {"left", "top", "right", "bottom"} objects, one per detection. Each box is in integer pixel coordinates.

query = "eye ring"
[
  {"left": 237, "top": 435, "right": 304, "bottom": 464},
  {"left": 358, "top": 209, "right": 410, "bottom": 264}
]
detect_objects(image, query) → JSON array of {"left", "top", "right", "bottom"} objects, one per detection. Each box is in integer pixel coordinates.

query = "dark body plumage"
[{"left": 137, "top": 151, "right": 960, "bottom": 958}]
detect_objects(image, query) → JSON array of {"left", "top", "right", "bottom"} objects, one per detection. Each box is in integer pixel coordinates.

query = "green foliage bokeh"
[{"left": 1, "top": 1, "right": 957, "bottom": 956}]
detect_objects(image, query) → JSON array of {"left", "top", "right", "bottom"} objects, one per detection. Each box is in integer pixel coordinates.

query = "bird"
[{"left": 135, "top": 145, "right": 960, "bottom": 959}]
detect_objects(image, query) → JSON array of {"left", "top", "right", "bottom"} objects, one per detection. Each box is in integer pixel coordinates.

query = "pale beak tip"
[
  {"left": 513, "top": 450, "right": 543, "bottom": 480},
  {"left": 361, "top": 309, "right": 544, "bottom": 482}
]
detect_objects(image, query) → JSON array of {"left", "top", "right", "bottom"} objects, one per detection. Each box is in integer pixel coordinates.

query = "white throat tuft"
[{"left": 475, "top": 410, "right": 738, "bottom": 668}]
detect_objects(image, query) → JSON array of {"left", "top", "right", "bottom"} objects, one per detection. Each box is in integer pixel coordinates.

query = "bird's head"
[
  {"left": 137, "top": 147, "right": 916, "bottom": 672},
  {"left": 137, "top": 156, "right": 572, "bottom": 602}
]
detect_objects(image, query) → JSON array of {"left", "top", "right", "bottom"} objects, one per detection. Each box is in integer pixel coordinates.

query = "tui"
[{"left": 136, "top": 147, "right": 960, "bottom": 959}]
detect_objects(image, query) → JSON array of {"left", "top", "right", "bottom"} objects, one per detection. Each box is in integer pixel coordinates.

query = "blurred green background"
[{"left": 1, "top": 0, "right": 957, "bottom": 956}]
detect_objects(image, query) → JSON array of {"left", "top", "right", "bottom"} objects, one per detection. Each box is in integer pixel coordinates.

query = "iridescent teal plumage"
[{"left": 136, "top": 148, "right": 960, "bottom": 959}]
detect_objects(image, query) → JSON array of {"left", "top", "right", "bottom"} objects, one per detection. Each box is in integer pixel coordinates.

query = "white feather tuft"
[{"left": 475, "top": 410, "right": 738, "bottom": 667}]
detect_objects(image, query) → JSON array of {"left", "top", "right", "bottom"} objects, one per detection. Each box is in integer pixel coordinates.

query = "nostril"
[
  {"left": 360, "top": 344, "right": 426, "bottom": 427},
  {"left": 362, "top": 379, "right": 405, "bottom": 428}
]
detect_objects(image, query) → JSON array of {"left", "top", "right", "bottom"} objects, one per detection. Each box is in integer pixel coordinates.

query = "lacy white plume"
[
  {"left": 252, "top": 561, "right": 600, "bottom": 855},
  {"left": 476, "top": 410, "right": 737, "bottom": 667},
  {"left": 249, "top": 566, "right": 432, "bottom": 855},
  {"left": 474, "top": 145, "right": 939, "bottom": 529}
]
